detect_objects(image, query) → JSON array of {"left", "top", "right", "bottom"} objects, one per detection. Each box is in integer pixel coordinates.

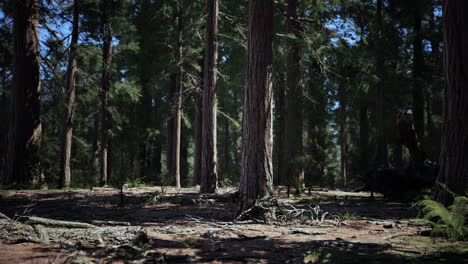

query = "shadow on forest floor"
[{"left": 0, "top": 187, "right": 466, "bottom": 263}]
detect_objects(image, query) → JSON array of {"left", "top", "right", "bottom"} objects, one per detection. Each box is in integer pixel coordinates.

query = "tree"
[
  {"left": 375, "top": 0, "right": 388, "bottom": 168},
  {"left": 200, "top": 0, "right": 218, "bottom": 193},
  {"left": 193, "top": 56, "right": 204, "bottom": 186},
  {"left": 61, "top": 0, "right": 80, "bottom": 188},
  {"left": 100, "top": 0, "right": 113, "bottom": 186},
  {"left": 5, "top": 0, "right": 43, "bottom": 186},
  {"left": 284, "top": 0, "right": 304, "bottom": 192},
  {"left": 412, "top": 0, "right": 425, "bottom": 143},
  {"left": 433, "top": 0, "right": 468, "bottom": 205},
  {"left": 172, "top": 2, "right": 184, "bottom": 188},
  {"left": 239, "top": 0, "right": 274, "bottom": 213}
]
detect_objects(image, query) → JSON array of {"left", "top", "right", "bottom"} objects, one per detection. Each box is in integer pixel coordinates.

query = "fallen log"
[
  {"left": 0, "top": 217, "right": 147, "bottom": 245},
  {"left": 23, "top": 216, "right": 96, "bottom": 228}
]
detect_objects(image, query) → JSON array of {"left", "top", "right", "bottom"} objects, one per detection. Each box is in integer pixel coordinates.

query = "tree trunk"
[
  {"left": 5, "top": 0, "right": 42, "bottom": 186},
  {"left": 200, "top": 0, "right": 219, "bottom": 193},
  {"left": 100, "top": 0, "right": 113, "bottom": 186},
  {"left": 239, "top": 0, "right": 274, "bottom": 213},
  {"left": 274, "top": 71, "right": 286, "bottom": 186},
  {"left": 359, "top": 106, "right": 369, "bottom": 178},
  {"left": 375, "top": 0, "right": 387, "bottom": 168},
  {"left": 193, "top": 57, "right": 204, "bottom": 186},
  {"left": 223, "top": 116, "right": 230, "bottom": 181},
  {"left": 433, "top": 0, "right": 468, "bottom": 205},
  {"left": 338, "top": 81, "right": 347, "bottom": 187},
  {"left": 61, "top": 0, "right": 80, "bottom": 189},
  {"left": 166, "top": 75, "right": 175, "bottom": 181},
  {"left": 172, "top": 5, "right": 183, "bottom": 188},
  {"left": 412, "top": 5, "right": 425, "bottom": 144},
  {"left": 284, "top": 0, "right": 304, "bottom": 192}
]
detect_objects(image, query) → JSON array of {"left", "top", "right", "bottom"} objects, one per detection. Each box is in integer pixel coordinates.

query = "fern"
[{"left": 414, "top": 196, "right": 468, "bottom": 241}]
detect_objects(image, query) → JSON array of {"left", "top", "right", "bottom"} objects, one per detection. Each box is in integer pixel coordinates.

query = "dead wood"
[
  {"left": 0, "top": 217, "right": 147, "bottom": 245},
  {"left": 23, "top": 216, "right": 96, "bottom": 228},
  {"left": 91, "top": 220, "right": 131, "bottom": 226},
  {"left": 284, "top": 229, "right": 327, "bottom": 235}
]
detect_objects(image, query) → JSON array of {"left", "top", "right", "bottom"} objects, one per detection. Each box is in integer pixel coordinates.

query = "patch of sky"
[{"left": 326, "top": 15, "right": 360, "bottom": 46}]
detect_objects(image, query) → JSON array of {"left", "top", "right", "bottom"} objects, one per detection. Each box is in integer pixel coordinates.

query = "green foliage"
[
  {"left": 414, "top": 196, "right": 468, "bottom": 241},
  {"left": 336, "top": 211, "right": 356, "bottom": 221}
]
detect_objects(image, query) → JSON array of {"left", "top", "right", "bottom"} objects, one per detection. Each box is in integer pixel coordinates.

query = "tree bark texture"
[
  {"left": 284, "top": 0, "right": 304, "bottom": 190},
  {"left": 239, "top": 0, "right": 274, "bottom": 212},
  {"left": 433, "top": 0, "right": 468, "bottom": 205},
  {"left": 6, "top": 0, "right": 42, "bottom": 186},
  {"left": 193, "top": 56, "right": 204, "bottom": 186},
  {"left": 274, "top": 71, "right": 286, "bottom": 186},
  {"left": 172, "top": 5, "right": 183, "bottom": 188},
  {"left": 100, "top": 0, "right": 113, "bottom": 186},
  {"left": 61, "top": 0, "right": 80, "bottom": 189},
  {"left": 200, "top": 0, "right": 219, "bottom": 193}
]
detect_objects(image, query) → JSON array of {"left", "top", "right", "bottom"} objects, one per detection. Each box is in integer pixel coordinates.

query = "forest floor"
[{"left": 0, "top": 187, "right": 466, "bottom": 264}]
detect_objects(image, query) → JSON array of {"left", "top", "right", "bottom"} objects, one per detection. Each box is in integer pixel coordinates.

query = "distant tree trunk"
[
  {"left": 181, "top": 129, "right": 189, "bottom": 187},
  {"left": 61, "top": 0, "right": 80, "bottom": 189},
  {"left": 375, "top": 0, "right": 387, "bottom": 167},
  {"left": 433, "top": 0, "right": 468, "bottom": 205},
  {"left": 193, "top": 57, "right": 204, "bottom": 186},
  {"left": 90, "top": 112, "right": 99, "bottom": 183},
  {"left": 412, "top": 5, "right": 425, "bottom": 143},
  {"left": 223, "top": 117, "right": 230, "bottom": 180},
  {"left": 166, "top": 74, "right": 176, "bottom": 180},
  {"left": 5, "top": 0, "right": 43, "bottom": 186},
  {"left": 200, "top": 0, "right": 219, "bottom": 193},
  {"left": 359, "top": 106, "right": 369, "bottom": 178},
  {"left": 338, "top": 81, "right": 347, "bottom": 187},
  {"left": 239, "top": 0, "right": 274, "bottom": 213},
  {"left": 100, "top": 0, "right": 113, "bottom": 186},
  {"left": 274, "top": 71, "right": 286, "bottom": 186},
  {"left": 172, "top": 5, "right": 183, "bottom": 188},
  {"left": 152, "top": 102, "right": 162, "bottom": 180},
  {"left": 284, "top": 0, "right": 304, "bottom": 192}
]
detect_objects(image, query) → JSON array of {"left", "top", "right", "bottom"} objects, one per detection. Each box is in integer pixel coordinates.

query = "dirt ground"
[{"left": 0, "top": 187, "right": 466, "bottom": 264}]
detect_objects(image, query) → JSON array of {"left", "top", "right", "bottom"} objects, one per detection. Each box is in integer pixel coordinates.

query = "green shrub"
[{"left": 414, "top": 195, "right": 468, "bottom": 241}]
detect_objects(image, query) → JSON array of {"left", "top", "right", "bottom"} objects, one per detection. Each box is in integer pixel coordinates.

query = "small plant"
[
  {"left": 414, "top": 195, "right": 468, "bottom": 241},
  {"left": 336, "top": 211, "right": 356, "bottom": 221},
  {"left": 182, "top": 237, "right": 203, "bottom": 248},
  {"left": 125, "top": 177, "right": 147, "bottom": 188}
]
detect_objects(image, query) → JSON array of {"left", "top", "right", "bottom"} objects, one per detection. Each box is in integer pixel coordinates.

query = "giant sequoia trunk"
[
  {"left": 284, "top": 0, "right": 304, "bottom": 191},
  {"left": 172, "top": 6, "right": 183, "bottom": 188},
  {"left": 5, "top": 0, "right": 43, "bottom": 186},
  {"left": 433, "top": 0, "right": 468, "bottom": 205},
  {"left": 100, "top": 0, "right": 113, "bottom": 186},
  {"left": 239, "top": 0, "right": 274, "bottom": 213},
  {"left": 200, "top": 0, "right": 219, "bottom": 193},
  {"left": 61, "top": 0, "right": 80, "bottom": 189}
]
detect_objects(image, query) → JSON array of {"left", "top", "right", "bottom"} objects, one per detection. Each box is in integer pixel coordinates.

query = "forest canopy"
[{"left": 0, "top": 0, "right": 466, "bottom": 207}]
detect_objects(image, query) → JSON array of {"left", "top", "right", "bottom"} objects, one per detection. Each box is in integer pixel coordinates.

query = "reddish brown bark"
[
  {"left": 100, "top": 0, "right": 113, "bottom": 186},
  {"left": 433, "top": 0, "right": 468, "bottom": 205},
  {"left": 239, "top": 0, "right": 274, "bottom": 212},
  {"left": 6, "top": 0, "right": 43, "bottom": 186},
  {"left": 61, "top": 0, "right": 80, "bottom": 188},
  {"left": 200, "top": 0, "right": 219, "bottom": 193}
]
